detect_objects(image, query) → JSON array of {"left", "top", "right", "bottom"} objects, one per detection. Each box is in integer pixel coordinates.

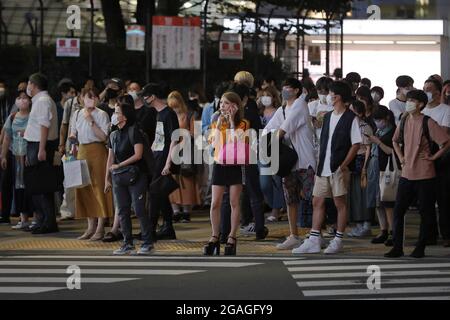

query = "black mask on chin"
[{"left": 105, "top": 88, "right": 119, "bottom": 101}]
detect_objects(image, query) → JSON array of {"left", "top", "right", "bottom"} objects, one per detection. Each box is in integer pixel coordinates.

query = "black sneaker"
[
  {"left": 180, "top": 213, "right": 191, "bottom": 223},
  {"left": 172, "top": 212, "right": 182, "bottom": 223},
  {"left": 31, "top": 226, "right": 59, "bottom": 235},
  {"left": 371, "top": 231, "right": 388, "bottom": 244},
  {"left": 410, "top": 246, "right": 425, "bottom": 258},
  {"left": 256, "top": 227, "right": 269, "bottom": 240},
  {"left": 156, "top": 226, "right": 176, "bottom": 240},
  {"left": 384, "top": 247, "right": 404, "bottom": 258}
]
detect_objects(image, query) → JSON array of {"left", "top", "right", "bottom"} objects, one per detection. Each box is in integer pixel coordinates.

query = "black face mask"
[{"left": 105, "top": 88, "right": 119, "bottom": 101}]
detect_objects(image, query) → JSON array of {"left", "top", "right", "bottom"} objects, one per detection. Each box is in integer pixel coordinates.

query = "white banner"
[{"left": 152, "top": 16, "right": 201, "bottom": 70}]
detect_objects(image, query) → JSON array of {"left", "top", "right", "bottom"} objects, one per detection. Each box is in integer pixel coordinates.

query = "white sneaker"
[
  {"left": 276, "top": 235, "right": 301, "bottom": 250},
  {"left": 324, "top": 239, "right": 344, "bottom": 254},
  {"left": 354, "top": 226, "right": 372, "bottom": 237},
  {"left": 292, "top": 237, "right": 321, "bottom": 254},
  {"left": 347, "top": 225, "right": 362, "bottom": 237},
  {"left": 12, "top": 221, "right": 30, "bottom": 230},
  {"left": 240, "top": 223, "right": 256, "bottom": 237}
]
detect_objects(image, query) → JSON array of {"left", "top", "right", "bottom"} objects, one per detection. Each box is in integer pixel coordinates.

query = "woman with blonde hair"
[
  {"left": 234, "top": 71, "right": 255, "bottom": 89},
  {"left": 204, "top": 91, "right": 249, "bottom": 255},
  {"left": 167, "top": 91, "right": 201, "bottom": 223}
]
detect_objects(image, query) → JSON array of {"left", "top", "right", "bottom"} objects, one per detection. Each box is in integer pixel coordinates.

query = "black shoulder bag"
[{"left": 111, "top": 129, "right": 140, "bottom": 186}]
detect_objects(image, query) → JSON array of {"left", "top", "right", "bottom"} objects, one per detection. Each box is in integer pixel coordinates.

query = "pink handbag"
[{"left": 218, "top": 141, "right": 250, "bottom": 165}]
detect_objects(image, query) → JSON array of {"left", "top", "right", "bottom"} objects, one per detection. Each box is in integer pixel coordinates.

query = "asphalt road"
[{"left": 1, "top": 251, "right": 450, "bottom": 300}]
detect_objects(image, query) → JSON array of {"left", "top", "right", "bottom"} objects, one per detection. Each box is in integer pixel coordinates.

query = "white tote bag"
[
  {"left": 63, "top": 160, "right": 91, "bottom": 189},
  {"left": 379, "top": 155, "right": 401, "bottom": 202}
]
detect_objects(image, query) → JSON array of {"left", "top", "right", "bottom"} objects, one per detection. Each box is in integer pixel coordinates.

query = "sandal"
[{"left": 266, "top": 215, "right": 278, "bottom": 223}]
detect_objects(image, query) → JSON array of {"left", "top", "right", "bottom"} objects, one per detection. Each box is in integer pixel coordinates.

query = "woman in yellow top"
[{"left": 204, "top": 91, "right": 249, "bottom": 256}]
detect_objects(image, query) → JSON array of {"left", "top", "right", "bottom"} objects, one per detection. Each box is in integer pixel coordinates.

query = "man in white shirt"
[
  {"left": 294, "top": 81, "right": 361, "bottom": 255},
  {"left": 388, "top": 75, "right": 415, "bottom": 125},
  {"left": 422, "top": 79, "right": 450, "bottom": 247},
  {"left": 24, "top": 73, "right": 60, "bottom": 234},
  {"left": 264, "top": 78, "right": 317, "bottom": 250}
]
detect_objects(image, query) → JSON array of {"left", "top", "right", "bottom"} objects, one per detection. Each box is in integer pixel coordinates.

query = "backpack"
[{"left": 398, "top": 115, "right": 439, "bottom": 155}]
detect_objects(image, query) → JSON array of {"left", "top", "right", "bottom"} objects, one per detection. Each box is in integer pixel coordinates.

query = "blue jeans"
[
  {"left": 113, "top": 172, "right": 152, "bottom": 246},
  {"left": 259, "top": 164, "right": 285, "bottom": 210}
]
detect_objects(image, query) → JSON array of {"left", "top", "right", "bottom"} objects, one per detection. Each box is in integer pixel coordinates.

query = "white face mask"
[
  {"left": 425, "top": 92, "right": 433, "bottom": 103},
  {"left": 260, "top": 96, "right": 272, "bottom": 107},
  {"left": 26, "top": 85, "right": 33, "bottom": 97},
  {"left": 111, "top": 113, "right": 120, "bottom": 126},
  {"left": 128, "top": 91, "right": 138, "bottom": 101},
  {"left": 84, "top": 97, "right": 95, "bottom": 109},
  {"left": 371, "top": 92, "right": 381, "bottom": 103},
  {"left": 318, "top": 94, "right": 327, "bottom": 104},
  {"left": 406, "top": 101, "right": 417, "bottom": 113},
  {"left": 326, "top": 94, "right": 333, "bottom": 106}
]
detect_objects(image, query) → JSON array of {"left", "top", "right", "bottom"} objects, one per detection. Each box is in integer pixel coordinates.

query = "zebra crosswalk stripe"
[
  {"left": 0, "top": 255, "right": 267, "bottom": 294},
  {"left": 283, "top": 258, "right": 450, "bottom": 299}
]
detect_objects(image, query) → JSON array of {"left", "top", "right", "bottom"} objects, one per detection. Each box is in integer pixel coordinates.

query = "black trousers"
[
  {"left": 26, "top": 141, "right": 58, "bottom": 229},
  {"left": 0, "top": 151, "right": 14, "bottom": 219},
  {"left": 392, "top": 177, "right": 436, "bottom": 250},
  {"left": 241, "top": 165, "right": 265, "bottom": 234},
  {"left": 436, "top": 162, "right": 450, "bottom": 240}
]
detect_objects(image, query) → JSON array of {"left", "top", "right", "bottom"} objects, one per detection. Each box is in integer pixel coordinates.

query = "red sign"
[{"left": 56, "top": 38, "right": 80, "bottom": 57}]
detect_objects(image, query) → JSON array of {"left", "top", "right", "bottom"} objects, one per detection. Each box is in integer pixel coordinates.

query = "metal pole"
[
  {"left": 89, "top": 0, "right": 94, "bottom": 77},
  {"left": 38, "top": 0, "right": 43, "bottom": 72},
  {"left": 340, "top": 16, "right": 344, "bottom": 79},
  {"left": 296, "top": 16, "right": 300, "bottom": 77},
  {"left": 302, "top": 20, "right": 305, "bottom": 76},
  {"left": 202, "top": 0, "right": 209, "bottom": 93},
  {"left": 0, "top": 1, "right": 3, "bottom": 48},
  {"left": 145, "top": 0, "right": 154, "bottom": 83},
  {"left": 325, "top": 16, "right": 330, "bottom": 76}
]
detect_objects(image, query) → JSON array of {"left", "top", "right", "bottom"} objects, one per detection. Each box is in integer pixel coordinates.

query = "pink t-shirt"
[{"left": 393, "top": 115, "right": 450, "bottom": 180}]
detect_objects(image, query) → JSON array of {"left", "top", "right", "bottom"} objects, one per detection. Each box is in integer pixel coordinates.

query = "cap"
[
  {"left": 105, "top": 78, "right": 125, "bottom": 90},
  {"left": 138, "top": 83, "right": 163, "bottom": 99}
]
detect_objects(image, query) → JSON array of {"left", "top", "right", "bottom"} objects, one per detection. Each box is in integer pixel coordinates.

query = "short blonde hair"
[
  {"left": 167, "top": 91, "right": 188, "bottom": 114},
  {"left": 234, "top": 71, "right": 254, "bottom": 88}
]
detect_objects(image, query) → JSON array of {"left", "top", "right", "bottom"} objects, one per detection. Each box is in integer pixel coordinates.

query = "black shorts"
[{"left": 211, "top": 164, "right": 243, "bottom": 186}]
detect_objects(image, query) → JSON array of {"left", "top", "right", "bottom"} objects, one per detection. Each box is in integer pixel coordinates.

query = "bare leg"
[
  {"left": 288, "top": 204, "right": 299, "bottom": 236},
  {"left": 210, "top": 186, "right": 225, "bottom": 242},
  {"left": 228, "top": 184, "right": 243, "bottom": 244},
  {"left": 110, "top": 212, "right": 120, "bottom": 234},
  {"left": 386, "top": 208, "right": 394, "bottom": 232},
  {"left": 333, "top": 196, "right": 348, "bottom": 233},
  {"left": 95, "top": 218, "right": 106, "bottom": 234},
  {"left": 311, "top": 197, "right": 326, "bottom": 231}
]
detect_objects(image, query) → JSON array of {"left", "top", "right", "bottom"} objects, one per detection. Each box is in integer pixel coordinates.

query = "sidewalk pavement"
[{"left": 1, "top": 211, "right": 449, "bottom": 258}]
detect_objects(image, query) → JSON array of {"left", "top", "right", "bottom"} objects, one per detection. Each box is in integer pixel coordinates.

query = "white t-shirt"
[
  {"left": 312, "top": 102, "right": 333, "bottom": 141},
  {"left": 70, "top": 108, "right": 110, "bottom": 144},
  {"left": 389, "top": 98, "right": 406, "bottom": 125},
  {"left": 422, "top": 104, "right": 450, "bottom": 128},
  {"left": 24, "top": 91, "right": 58, "bottom": 142},
  {"left": 308, "top": 100, "right": 319, "bottom": 117},
  {"left": 321, "top": 112, "right": 362, "bottom": 177},
  {"left": 264, "top": 97, "right": 316, "bottom": 171}
]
